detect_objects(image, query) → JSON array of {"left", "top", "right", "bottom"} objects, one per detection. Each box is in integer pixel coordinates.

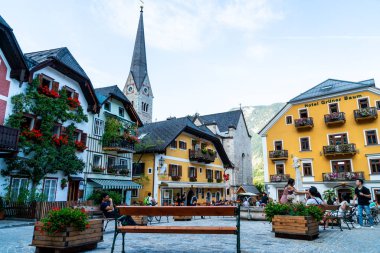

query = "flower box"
[
  {"left": 272, "top": 215, "right": 319, "bottom": 240},
  {"left": 67, "top": 97, "right": 80, "bottom": 109},
  {"left": 32, "top": 219, "right": 103, "bottom": 252},
  {"left": 37, "top": 86, "right": 60, "bottom": 98},
  {"left": 75, "top": 140, "right": 87, "bottom": 152},
  {"left": 21, "top": 129, "right": 43, "bottom": 141}
]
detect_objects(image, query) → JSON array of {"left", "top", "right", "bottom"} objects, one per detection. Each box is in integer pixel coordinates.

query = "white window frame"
[
  {"left": 131, "top": 189, "right": 139, "bottom": 198},
  {"left": 363, "top": 129, "right": 379, "bottom": 146},
  {"left": 94, "top": 118, "right": 104, "bottom": 136},
  {"left": 148, "top": 168, "right": 153, "bottom": 174},
  {"left": 199, "top": 167, "right": 202, "bottom": 174},
  {"left": 43, "top": 178, "right": 58, "bottom": 202},
  {"left": 274, "top": 161, "right": 285, "bottom": 175},
  {"left": 273, "top": 140, "right": 283, "bottom": 150},
  {"left": 326, "top": 132, "right": 350, "bottom": 145},
  {"left": 178, "top": 140, "right": 187, "bottom": 150},
  {"left": 329, "top": 159, "right": 354, "bottom": 173},
  {"left": 119, "top": 107, "right": 124, "bottom": 117},
  {"left": 285, "top": 115, "right": 293, "bottom": 125},
  {"left": 298, "top": 108, "right": 309, "bottom": 118},
  {"left": 299, "top": 136, "right": 311, "bottom": 151},
  {"left": 301, "top": 160, "right": 314, "bottom": 177},
  {"left": 367, "top": 155, "right": 380, "bottom": 175},
  {"left": 10, "top": 178, "right": 28, "bottom": 201},
  {"left": 356, "top": 96, "right": 371, "bottom": 109},
  {"left": 376, "top": 100, "right": 380, "bottom": 110},
  {"left": 327, "top": 102, "right": 340, "bottom": 113},
  {"left": 104, "top": 102, "right": 111, "bottom": 111},
  {"left": 93, "top": 154, "right": 102, "bottom": 167}
]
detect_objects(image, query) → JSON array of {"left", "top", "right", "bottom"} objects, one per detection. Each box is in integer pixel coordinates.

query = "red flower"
[
  {"left": 21, "top": 129, "right": 43, "bottom": 141},
  {"left": 52, "top": 207, "right": 60, "bottom": 211},
  {"left": 67, "top": 97, "right": 80, "bottom": 108},
  {"left": 37, "top": 85, "right": 60, "bottom": 98},
  {"left": 74, "top": 140, "right": 87, "bottom": 152},
  {"left": 52, "top": 134, "right": 68, "bottom": 146}
]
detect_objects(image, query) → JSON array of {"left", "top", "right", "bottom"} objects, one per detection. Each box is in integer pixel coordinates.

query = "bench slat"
[
  {"left": 117, "top": 226, "right": 237, "bottom": 234},
  {"left": 116, "top": 206, "right": 236, "bottom": 216}
]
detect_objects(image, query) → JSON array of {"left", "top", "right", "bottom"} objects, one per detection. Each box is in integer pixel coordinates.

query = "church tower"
[{"left": 123, "top": 6, "right": 153, "bottom": 124}]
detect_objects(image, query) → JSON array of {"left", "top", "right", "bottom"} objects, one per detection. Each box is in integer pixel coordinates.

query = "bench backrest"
[
  {"left": 319, "top": 205, "right": 339, "bottom": 212},
  {"left": 116, "top": 206, "right": 238, "bottom": 217}
]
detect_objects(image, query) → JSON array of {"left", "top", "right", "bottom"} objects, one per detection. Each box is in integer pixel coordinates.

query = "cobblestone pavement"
[{"left": 0, "top": 217, "right": 378, "bottom": 253}]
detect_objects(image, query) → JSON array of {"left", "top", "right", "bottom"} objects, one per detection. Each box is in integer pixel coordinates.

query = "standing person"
[
  {"left": 280, "top": 178, "right": 305, "bottom": 204},
  {"left": 143, "top": 192, "right": 153, "bottom": 206},
  {"left": 354, "top": 179, "right": 374, "bottom": 228},
  {"left": 175, "top": 193, "right": 182, "bottom": 206},
  {"left": 260, "top": 192, "right": 269, "bottom": 206},
  {"left": 190, "top": 195, "right": 198, "bottom": 206}
]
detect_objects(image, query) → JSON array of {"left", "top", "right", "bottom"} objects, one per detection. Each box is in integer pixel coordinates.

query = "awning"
[
  {"left": 160, "top": 181, "right": 226, "bottom": 189},
  {"left": 90, "top": 179, "right": 142, "bottom": 190}
]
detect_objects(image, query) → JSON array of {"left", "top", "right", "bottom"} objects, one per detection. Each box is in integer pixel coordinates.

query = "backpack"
[{"left": 143, "top": 196, "right": 150, "bottom": 206}]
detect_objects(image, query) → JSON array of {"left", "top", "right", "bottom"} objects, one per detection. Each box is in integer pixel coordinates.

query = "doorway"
[{"left": 337, "top": 187, "right": 353, "bottom": 202}]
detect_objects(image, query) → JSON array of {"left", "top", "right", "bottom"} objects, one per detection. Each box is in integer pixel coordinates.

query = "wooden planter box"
[
  {"left": 32, "top": 219, "right": 103, "bottom": 253},
  {"left": 272, "top": 215, "right": 319, "bottom": 240}
]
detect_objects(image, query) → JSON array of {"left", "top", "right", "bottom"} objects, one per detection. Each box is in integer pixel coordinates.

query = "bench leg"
[
  {"left": 111, "top": 232, "right": 118, "bottom": 253},
  {"left": 122, "top": 233, "right": 126, "bottom": 253}
]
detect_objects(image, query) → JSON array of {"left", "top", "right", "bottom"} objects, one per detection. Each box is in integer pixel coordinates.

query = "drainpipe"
[
  {"left": 241, "top": 153, "right": 245, "bottom": 185},
  {"left": 152, "top": 154, "right": 156, "bottom": 198}
]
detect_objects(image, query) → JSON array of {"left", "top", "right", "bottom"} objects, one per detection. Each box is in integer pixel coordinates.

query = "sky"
[{"left": 2, "top": 0, "right": 380, "bottom": 121}]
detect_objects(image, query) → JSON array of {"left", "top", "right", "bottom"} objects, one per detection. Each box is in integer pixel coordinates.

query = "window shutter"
[
  {"left": 169, "top": 165, "right": 173, "bottom": 176},
  {"left": 74, "top": 92, "right": 79, "bottom": 99},
  {"left": 195, "top": 167, "right": 198, "bottom": 178},
  {"left": 52, "top": 81, "right": 59, "bottom": 92},
  {"left": 34, "top": 118, "right": 42, "bottom": 130},
  {"left": 38, "top": 74, "right": 43, "bottom": 85},
  {"left": 211, "top": 170, "right": 214, "bottom": 180},
  {"left": 81, "top": 133, "right": 87, "bottom": 145},
  {"left": 179, "top": 165, "right": 182, "bottom": 176},
  {"left": 188, "top": 167, "right": 191, "bottom": 177},
  {"left": 174, "top": 141, "right": 178, "bottom": 148}
]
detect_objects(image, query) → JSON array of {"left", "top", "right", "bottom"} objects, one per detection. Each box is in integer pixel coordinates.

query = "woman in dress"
[{"left": 280, "top": 178, "right": 306, "bottom": 204}]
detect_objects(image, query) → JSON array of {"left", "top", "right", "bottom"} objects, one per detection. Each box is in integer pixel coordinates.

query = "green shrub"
[
  {"left": 87, "top": 190, "right": 122, "bottom": 205},
  {"left": 264, "top": 202, "right": 324, "bottom": 222},
  {"left": 41, "top": 208, "right": 89, "bottom": 235}
]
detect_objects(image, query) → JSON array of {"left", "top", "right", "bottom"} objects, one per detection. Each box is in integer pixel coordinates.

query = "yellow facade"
[
  {"left": 262, "top": 87, "right": 380, "bottom": 202},
  {"left": 133, "top": 132, "right": 227, "bottom": 205}
]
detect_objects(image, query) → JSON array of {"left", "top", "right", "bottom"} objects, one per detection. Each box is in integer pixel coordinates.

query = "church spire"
[{"left": 130, "top": 6, "right": 147, "bottom": 91}]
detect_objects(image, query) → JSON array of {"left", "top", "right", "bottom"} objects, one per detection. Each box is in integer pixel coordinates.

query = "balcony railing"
[
  {"left": 269, "top": 150, "right": 288, "bottom": 160},
  {"left": 91, "top": 164, "right": 131, "bottom": 176},
  {"left": 189, "top": 149, "right": 216, "bottom": 164},
  {"left": 270, "top": 174, "right": 290, "bottom": 182},
  {"left": 323, "top": 144, "right": 356, "bottom": 156},
  {"left": 103, "top": 139, "right": 135, "bottom": 153},
  {"left": 322, "top": 171, "right": 364, "bottom": 181},
  {"left": 294, "top": 117, "right": 314, "bottom": 129},
  {"left": 0, "top": 125, "right": 19, "bottom": 157},
  {"left": 324, "top": 112, "right": 346, "bottom": 125},
  {"left": 354, "top": 107, "right": 378, "bottom": 121}
]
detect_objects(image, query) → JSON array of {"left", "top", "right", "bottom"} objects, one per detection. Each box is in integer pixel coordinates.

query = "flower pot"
[
  {"left": 32, "top": 219, "right": 103, "bottom": 252},
  {"left": 272, "top": 215, "right": 319, "bottom": 240}
]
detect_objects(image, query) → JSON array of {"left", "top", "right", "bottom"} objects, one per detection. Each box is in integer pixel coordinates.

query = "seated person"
[
  {"left": 306, "top": 187, "right": 324, "bottom": 206},
  {"left": 100, "top": 193, "right": 136, "bottom": 226},
  {"left": 338, "top": 193, "right": 351, "bottom": 217}
]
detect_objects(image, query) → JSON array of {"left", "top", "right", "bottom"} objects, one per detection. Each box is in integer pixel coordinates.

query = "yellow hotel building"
[
  {"left": 132, "top": 116, "right": 233, "bottom": 205},
  {"left": 259, "top": 79, "right": 380, "bottom": 203}
]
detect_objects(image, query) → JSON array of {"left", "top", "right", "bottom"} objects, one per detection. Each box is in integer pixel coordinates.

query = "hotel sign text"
[{"left": 304, "top": 94, "right": 362, "bottom": 108}]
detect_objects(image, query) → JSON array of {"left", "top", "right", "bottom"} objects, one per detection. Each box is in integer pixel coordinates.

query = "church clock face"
[
  {"left": 127, "top": 85, "right": 134, "bottom": 93},
  {"left": 143, "top": 87, "right": 149, "bottom": 95}
]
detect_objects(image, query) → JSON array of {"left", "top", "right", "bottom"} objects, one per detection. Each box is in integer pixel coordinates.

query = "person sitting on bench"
[{"left": 100, "top": 193, "right": 136, "bottom": 226}]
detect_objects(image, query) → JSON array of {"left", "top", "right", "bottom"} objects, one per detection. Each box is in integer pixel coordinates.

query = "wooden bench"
[
  {"left": 320, "top": 205, "right": 354, "bottom": 231},
  {"left": 111, "top": 206, "right": 241, "bottom": 253}
]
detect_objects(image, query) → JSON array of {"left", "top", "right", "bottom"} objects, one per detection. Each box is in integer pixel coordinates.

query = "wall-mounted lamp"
[{"left": 159, "top": 156, "right": 165, "bottom": 167}]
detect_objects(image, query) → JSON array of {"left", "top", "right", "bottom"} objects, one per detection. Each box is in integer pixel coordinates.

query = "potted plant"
[
  {"left": 323, "top": 189, "right": 336, "bottom": 205},
  {"left": 119, "top": 169, "right": 130, "bottom": 176},
  {"left": 32, "top": 208, "right": 103, "bottom": 251},
  {"left": 325, "top": 145, "right": 336, "bottom": 153},
  {"left": 201, "top": 148, "right": 207, "bottom": 155},
  {"left": 60, "top": 178, "right": 68, "bottom": 190},
  {"left": 74, "top": 140, "right": 87, "bottom": 152},
  {"left": 264, "top": 202, "right": 324, "bottom": 240}
]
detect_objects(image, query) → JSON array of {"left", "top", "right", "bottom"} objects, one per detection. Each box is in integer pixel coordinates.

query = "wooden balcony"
[
  {"left": 103, "top": 139, "right": 135, "bottom": 153},
  {"left": 0, "top": 125, "right": 19, "bottom": 158},
  {"left": 323, "top": 144, "right": 356, "bottom": 156},
  {"left": 270, "top": 174, "right": 290, "bottom": 182},
  {"left": 269, "top": 150, "right": 288, "bottom": 160},
  {"left": 324, "top": 112, "right": 346, "bottom": 125},
  {"left": 322, "top": 171, "right": 364, "bottom": 181},
  {"left": 107, "top": 164, "right": 131, "bottom": 176},
  {"left": 294, "top": 117, "right": 314, "bottom": 129},
  {"left": 189, "top": 149, "right": 216, "bottom": 164},
  {"left": 354, "top": 107, "right": 378, "bottom": 121}
]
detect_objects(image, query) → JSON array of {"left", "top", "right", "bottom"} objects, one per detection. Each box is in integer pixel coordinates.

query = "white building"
[{"left": 84, "top": 85, "right": 142, "bottom": 205}]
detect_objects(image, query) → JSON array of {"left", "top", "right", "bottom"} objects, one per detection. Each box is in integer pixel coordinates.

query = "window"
[
  {"left": 73, "top": 130, "right": 81, "bottom": 141},
  {"left": 169, "top": 164, "right": 182, "bottom": 177},
  {"left": 299, "top": 109, "right": 308, "bottom": 118},
  {"left": 274, "top": 141, "right": 283, "bottom": 151},
  {"left": 303, "top": 163, "right": 313, "bottom": 176},
  {"left": 189, "top": 167, "right": 197, "bottom": 178},
  {"left": 275, "top": 164, "right": 284, "bottom": 174},
  {"left": 199, "top": 168, "right": 202, "bottom": 174},
  {"left": 118, "top": 107, "right": 124, "bottom": 117},
  {"left": 370, "top": 159, "right": 380, "bottom": 174},
  {"left": 104, "top": 102, "right": 111, "bottom": 111},
  {"left": 41, "top": 76, "right": 52, "bottom": 89},
  {"left": 21, "top": 115, "right": 34, "bottom": 130},
  {"left": 329, "top": 103, "right": 339, "bottom": 113},
  {"left": 94, "top": 119, "right": 104, "bottom": 136},
  {"left": 179, "top": 141, "right": 187, "bottom": 150},
  {"left": 43, "top": 178, "right": 57, "bottom": 202},
  {"left": 52, "top": 124, "right": 61, "bottom": 136},
  {"left": 64, "top": 86, "right": 74, "bottom": 98},
  {"left": 285, "top": 116, "right": 293, "bottom": 125},
  {"left": 169, "top": 140, "right": 177, "bottom": 149},
  {"left": 376, "top": 101, "right": 380, "bottom": 110},
  {"left": 148, "top": 168, "right": 152, "bottom": 174},
  {"left": 332, "top": 160, "right": 352, "bottom": 173},
  {"left": 206, "top": 169, "right": 213, "bottom": 179},
  {"left": 93, "top": 154, "right": 102, "bottom": 167},
  {"left": 300, "top": 137, "right": 310, "bottom": 151},
  {"left": 329, "top": 133, "right": 348, "bottom": 145},
  {"left": 131, "top": 189, "right": 138, "bottom": 198},
  {"left": 107, "top": 156, "right": 116, "bottom": 168},
  {"left": 132, "top": 163, "right": 145, "bottom": 176},
  {"left": 215, "top": 171, "right": 222, "bottom": 180},
  {"left": 365, "top": 130, "right": 378, "bottom": 145},
  {"left": 141, "top": 102, "right": 149, "bottom": 112},
  {"left": 10, "top": 178, "right": 28, "bottom": 201},
  {"left": 358, "top": 98, "right": 369, "bottom": 109},
  {"left": 375, "top": 189, "right": 380, "bottom": 204}
]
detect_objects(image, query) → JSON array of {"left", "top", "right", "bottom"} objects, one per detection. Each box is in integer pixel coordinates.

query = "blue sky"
[{"left": 2, "top": 0, "right": 380, "bottom": 121}]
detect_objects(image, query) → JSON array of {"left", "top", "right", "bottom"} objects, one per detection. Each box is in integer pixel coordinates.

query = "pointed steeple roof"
[{"left": 130, "top": 7, "right": 148, "bottom": 91}]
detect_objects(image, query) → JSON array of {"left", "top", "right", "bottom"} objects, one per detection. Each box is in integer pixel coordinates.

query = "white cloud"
[{"left": 91, "top": 0, "right": 283, "bottom": 52}]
